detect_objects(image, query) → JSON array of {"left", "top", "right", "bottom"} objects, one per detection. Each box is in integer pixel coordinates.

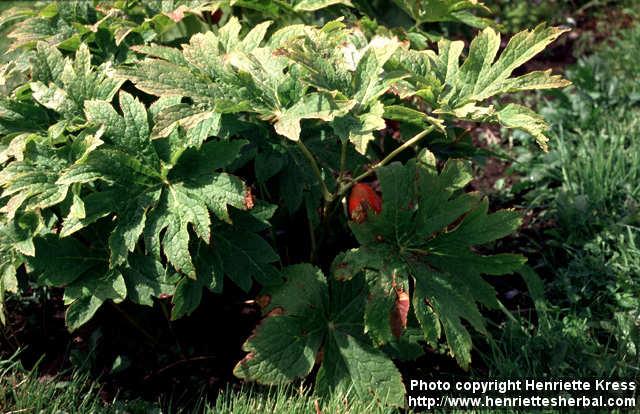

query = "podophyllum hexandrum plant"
[{"left": 0, "top": 0, "right": 570, "bottom": 407}]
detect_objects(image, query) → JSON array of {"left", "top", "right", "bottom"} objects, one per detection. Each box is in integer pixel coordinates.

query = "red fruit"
[{"left": 348, "top": 183, "right": 382, "bottom": 223}]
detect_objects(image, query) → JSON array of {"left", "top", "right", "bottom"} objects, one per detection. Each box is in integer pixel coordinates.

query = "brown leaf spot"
[
  {"left": 237, "top": 352, "right": 255, "bottom": 367},
  {"left": 244, "top": 187, "right": 255, "bottom": 210},
  {"left": 390, "top": 289, "right": 410, "bottom": 338},
  {"left": 315, "top": 346, "right": 324, "bottom": 364}
]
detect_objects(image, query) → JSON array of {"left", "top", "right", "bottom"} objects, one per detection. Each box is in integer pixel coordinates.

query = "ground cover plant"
[
  {"left": 6, "top": 0, "right": 631, "bottom": 410},
  {"left": 478, "top": 23, "right": 640, "bottom": 379}
]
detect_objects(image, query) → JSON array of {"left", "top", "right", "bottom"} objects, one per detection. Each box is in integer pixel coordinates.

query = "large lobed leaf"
[
  {"left": 333, "top": 152, "right": 525, "bottom": 368},
  {"left": 234, "top": 264, "right": 406, "bottom": 407},
  {"left": 7, "top": 90, "right": 279, "bottom": 329},
  {"left": 122, "top": 18, "right": 401, "bottom": 154},
  {"left": 392, "top": 24, "right": 570, "bottom": 150},
  {"left": 30, "top": 42, "right": 124, "bottom": 127}
]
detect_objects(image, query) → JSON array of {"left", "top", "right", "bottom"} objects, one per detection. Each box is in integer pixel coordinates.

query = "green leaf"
[
  {"left": 334, "top": 101, "right": 386, "bottom": 155},
  {"left": 108, "top": 189, "right": 161, "bottom": 267},
  {"left": 30, "top": 43, "right": 124, "bottom": 123},
  {"left": 335, "top": 155, "right": 525, "bottom": 368},
  {"left": 293, "top": 0, "right": 354, "bottom": 11},
  {"left": 171, "top": 276, "right": 204, "bottom": 319},
  {"left": 364, "top": 271, "right": 395, "bottom": 346},
  {"left": 144, "top": 186, "right": 211, "bottom": 277},
  {"left": 234, "top": 264, "right": 405, "bottom": 407},
  {"left": 27, "top": 235, "right": 101, "bottom": 287},
  {"left": 65, "top": 295, "right": 103, "bottom": 332},
  {"left": 284, "top": 26, "right": 403, "bottom": 153},
  {"left": 170, "top": 219, "right": 280, "bottom": 317},
  {"left": 0, "top": 139, "right": 83, "bottom": 219},
  {"left": 64, "top": 92, "right": 248, "bottom": 277},
  {"left": 151, "top": 105, "right": 220, "bottom": 148},
  {"left": 274, "top": 93, "right": 353, "bottom": 141},
  {"left": 497, "top": 103, "right": 552, "bottom": 151},
  {"left": 213, "top": 228, "right": 281, "bottom": 291},
  {"left": 0, "top": 100, "right": 50, "bottom": 137},
  {"left": 31, "top": 40, "right": 65, "bottom": 84},
  {"left": 316, "top": 330, "right": 405, "bottom": 406},
  {"left": 122, "top": 254, "right": 176, "bottom": 307},
  {"left": 427, "top": 25, "right": 570, "bottom": 149},
  {"left": 392, "top": 0, "right": 492, "bottom": 27}
]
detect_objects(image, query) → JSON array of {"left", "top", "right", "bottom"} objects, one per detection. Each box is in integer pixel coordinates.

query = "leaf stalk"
[
  {"left": 296, "top": 140, "right": 334, "bottom": 202},
  {"left": 339, "top": 126, "right": 436, "bottom": 196}
]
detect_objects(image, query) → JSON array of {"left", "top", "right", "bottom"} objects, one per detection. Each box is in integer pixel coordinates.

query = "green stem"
[
  {"left": 296, "top": 140, "right": 333, "bottom": 202},
  {"left": 338, "top": 137, "right": 348, "bottom": 180},
  {"left": 339, "top": 126, "right": 435, "bottom": 196},
  {"left": 307, "top": 212, "right": 317, "bottom": 263}
]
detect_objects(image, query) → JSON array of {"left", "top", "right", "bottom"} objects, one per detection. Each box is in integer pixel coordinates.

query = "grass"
[
  {"left": 0, "top": 350, "right": 404, "bottom": 414},
  {"left": 0, "top": 351, "right": 115, "bottom": 413},
  {"left": 211, "top": 386, "right": 401, "bottom": 414},
  {"left": 3, "top": 356, "right": 635, "bottom": 413},
  {"left": 481, "top": 23, "right": 640, "bottom": 381},
  {"left": 7, "top": 354, "right": 623, "bottom": 414}
]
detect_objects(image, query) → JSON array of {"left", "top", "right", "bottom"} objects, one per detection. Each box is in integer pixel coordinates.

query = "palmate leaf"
[
  {"left": 394, "top": 25, "right": 570, "bottom": 150},
  {"left": 24, "top": 233, "right": 151, "bottom": 332},
  {"left": 0, "top": 212, "right": 42, "bottom": 325},
  {"left": 333, "top": 153, "right": 525, "bottom": 368},
  {"left": 201, "top": 0, "right": 352, "bottom": 16},
  {"left": 391, "top": 0, "right": 493, "bottom": 28},
  {"left": 122, "top": 18, "right": 398, "bottom": 149},
  {"left": 283, "top": 22, "right": 404, "bottom": 153},
  {"left": 30, "top": 42, "right": 123, "bottom": 126},
  {"left": 22, "top": 233, "right": 116, "bottom": 331},
  {"left": 171, "top": 210, "right": 281, "bottom": 319},
  {"left": 59, "top": 91, "right": 248, "bottom": 279},
  {"left": 234, "top": 264, "right": 405, "bottom": 407},
  {"left": 123, "top": 18, "right": 353, "bottom": 143},
  {"left": 0, "top": 100, "right": 51, "bottom": 139},
  {"left": 131, "top": 0, "right": 221, "bottom": 27},
  {"left": 5, "top": 1, "right": 92, "bottom": 51},
  {"left": 3, "top": 0, "right": 217, "bottom": 53},
  {"left": 35, "top": 90, "right": 279, "bottom": 329},
  {"left": 0, "top": 132, "right": 102, "bottom": 219}
]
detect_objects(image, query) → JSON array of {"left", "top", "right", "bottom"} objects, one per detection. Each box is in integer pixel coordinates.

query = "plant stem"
[
  {"left": 296, "top": 140, "right": 333, "bottom": 202},
  {"left": 307, "top": 211, "right": 317, "bottom": 263},
  {"left": 338, "top": 137, "right": 348, "bottom": 180},
  {"left": 339, "top": 126, "right": 435, "bottom": 196}
]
